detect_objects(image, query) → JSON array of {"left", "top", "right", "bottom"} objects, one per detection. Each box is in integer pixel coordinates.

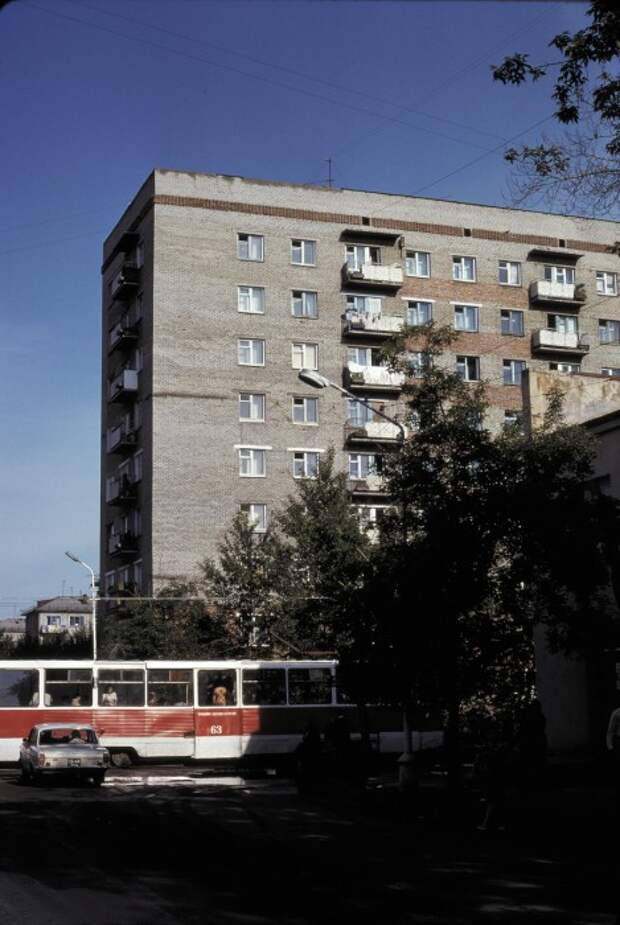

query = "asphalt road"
[{"left": 0, "top": 765, "right": 617, "bottom": 925}]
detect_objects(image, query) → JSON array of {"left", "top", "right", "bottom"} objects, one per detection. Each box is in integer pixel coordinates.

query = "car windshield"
[{"left": 38, "top": 728, "right": 97, "bottom": 746}]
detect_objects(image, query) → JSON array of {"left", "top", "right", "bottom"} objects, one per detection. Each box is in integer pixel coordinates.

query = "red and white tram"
[{"left": 0, "top": 660, "right": 429, "bottom": 765}]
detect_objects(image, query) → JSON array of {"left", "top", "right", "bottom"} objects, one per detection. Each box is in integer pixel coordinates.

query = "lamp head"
[
  {"left": 298, "top": 369, "right": 332, "bottom": 389},
  {"left": 65, "top": 551, "right": 80, "bottom": 563}
]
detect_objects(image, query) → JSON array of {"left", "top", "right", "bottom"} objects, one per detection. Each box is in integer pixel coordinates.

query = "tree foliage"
[{"left": 492, "top": 2, "right": 620, "bottom": 213}]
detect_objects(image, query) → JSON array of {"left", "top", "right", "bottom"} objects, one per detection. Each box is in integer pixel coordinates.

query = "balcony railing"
[
  {"left": 343, "top": 263, "right": 403, "bottom": 288},
  {"left": 529, "top": 280, "right": 586, "bottom": 305},
  {"left": 345, "top": 362, "right": 405, "bottom": 391},
  {"left": 347, "top": 475, "right": 385, "bottom": 493},
  {"left": 108, "top": 369, "right": 139, "bottom": 402},
  {"left": 344, "top": 312, "right": 403, "bottom": 336},
  {"left": 108, "top": 532, "right": 140, "bottom": 557},
  {"left": 106, "top": 475, "right": 138, "bottom": 505},
  {"left": 532, "top": 329, "right": 590, "bottom": 354},
  {"left": 106, "top": 422, "right": 139, "bottom": 453},
  {"left": 109, "top": 264, "right": 140, "bottom": 302},
  {"left": 108, "top": 316, "right": 140, "bottom": 353},
  {"left": 346, "top": 421, "right": 403, "bottom": 443}
]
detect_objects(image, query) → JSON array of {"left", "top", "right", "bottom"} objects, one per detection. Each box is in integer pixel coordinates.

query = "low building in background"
[
  {"left": 22, "top": 597, "right": 92, "bottom": 642},
  {"left": 0, "top": 617, "right": 26, "bottom": 645}
]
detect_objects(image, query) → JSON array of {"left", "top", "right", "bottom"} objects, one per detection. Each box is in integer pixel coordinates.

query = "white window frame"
[
  {"left": 291, "top": 343, "right": 318, "bottom": 370},
  {"left": 238, "top": 447, "right": 267, "bottom": 478},
  {"left": 345, "top": 294, "right": 383, "bottom": 316},
  {"left": 291, "top": 239, "right": 316, "bottom": 266},
  {"left": 347, "top": 346, "right": 373, "bottom": 367},
  {"left": 238, "top": 338, "right": 265, "bottom": 367},
  {"left": 348, "top": 453, "right": 381, "bottom": 480},
  {"left": 498, "top": 260, "right": 521, "bottom": 286},
  {"left": 405, "top": 250, "right": 431, "bottom": 278},
  {"left": 596, "top": 271, "right": 618, "bottom": 296},
  {"left": 599, "top": 319, "right": 620, "bottom": 344},
  {"left": 550, "top": 361, "right": 580, "bottom": 373},
  {"left": 292, "top": 396, "right": 318, "bottom": 425},
  {"left": 549, "top": 313, "right": 578, "bottom": 335},
  {"left": 453, "top": 303, "right": 479, "bottom": 332},
  {"left": 348, "top": 399, "right": 373, "bottom": 426},
  {"left": 346, "top": 244, "right": 381, "bottom": 270},
  {"left": 544, "top": 265, "right": 575, "bottom": 285},
  {"left": 239, "top": 393, "right": 265, "bottom": 422},
  {"left": 456, "top": 355, "right": 480, "bottom": 382},
  {"left": 405, "top": 300, "right": 433, "bottom": 326},
  {"left": 240, "top": 503, "right": 268, "bottom": 533},
  {"left": 292, "top": 451, "right": 320, "bottom": 479},
  {"left": 602, "top": 367, "right": 620, "bottom": 377},
  {"left": 237, "top": 286, "right": 265, "bottom": 315},
  {"left": 408, "top": 351, "right": 427, "bottom": 377},
  {"left": 452, "top": 256, "right": 477, "bottom": 282},
  {"left": 237, "top": 233, "right": 264, "bottom": 262},
  {"left": 502, "top": 359, "right": 526, "bottom": 385},
  {"left": 291, "top": 290, "right": 318, "bottom": 319},
  {"left": 500, "top": 309, "right": 524, "bottom": 336}
]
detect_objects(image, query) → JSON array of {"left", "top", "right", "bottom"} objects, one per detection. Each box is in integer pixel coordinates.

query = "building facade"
[
  {"left": 23, "top": 597, "right": 92, "bottom": 641},
  {"left": 100, "top": 170, "right": 620, "bottom": 595}
]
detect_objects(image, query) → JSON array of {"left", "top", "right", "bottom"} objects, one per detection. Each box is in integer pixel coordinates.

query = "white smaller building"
[
  {"left": 23, "top": 597, "right": 92, "bottom": 642},
  {"left": 0, "top": 618, "right": 26, "bottom": 645}
]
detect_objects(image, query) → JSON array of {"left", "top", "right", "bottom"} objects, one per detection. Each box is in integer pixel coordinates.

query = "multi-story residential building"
[{"left": 100, "top": 170, "right": 620, "bottom": 595}]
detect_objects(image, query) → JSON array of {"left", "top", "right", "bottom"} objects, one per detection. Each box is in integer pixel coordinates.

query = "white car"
[{"left": 19, "top": 723, "right": 110, "bottom": 786}]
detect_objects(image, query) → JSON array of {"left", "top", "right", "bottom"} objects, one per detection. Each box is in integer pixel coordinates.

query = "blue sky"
[{"left": 0, "top": 0, "right": 594, "bottom": 615}]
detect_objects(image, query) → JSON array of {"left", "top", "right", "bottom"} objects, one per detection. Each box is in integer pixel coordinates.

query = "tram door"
[{"left": 194, "top": 668, "right": 242, "bottom": 760}]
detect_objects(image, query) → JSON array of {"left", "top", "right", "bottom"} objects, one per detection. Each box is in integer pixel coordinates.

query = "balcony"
[
  {"left": 529, "top": 280, "right": 586, "bottom": 306},
  {"left": 108, "top": 369, "right": 138, "bottom": 402},
  {"left": 348, "top": 476, "right": 385, "bottom": 494},
  {"left": 343, "top": 263, "right": 403, "bottom": 289},
  {"left": 106, "top": 422, "right": 139, "bottom": 454},
  {"left": 108, "top": 316, "right": 140, "bottom": 354},
  {"left": 345, "top": 362, "right": 405, "bottom": 392},
  {"left": 109, "top": 264, "right": 140, "bottom": 302},
  {"left": 344, "top": 312, "right": 403, "bottom": 337},
  {"left": 108, "top": 532, "right": 140, "bottom": 558},
  {"left": 106, "top": 476, "right": 138, "bottom": 506},
  {"left": 345, "top": 421, "right": 403, "bottom": 444},
  {"left": 532, "top": 329, "right": 590, "bottom": 355}
]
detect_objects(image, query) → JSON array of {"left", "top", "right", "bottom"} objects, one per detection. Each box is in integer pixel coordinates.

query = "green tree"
[{"left": 492, "top": 2, "right": 620, "bottom": 213}]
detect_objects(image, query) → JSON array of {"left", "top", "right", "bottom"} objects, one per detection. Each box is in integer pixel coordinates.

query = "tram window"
[
  {"left": 98, "top": 669, "right": 145, "bottom": 707},
  {"left": 198, "top": 669, "right": 237, "bottom": 707},
  {"left": 288, "top": 668, "right": 333, "bottom": 705},
  {"left": 242, "top": 669, "right": 286, "bottom": 706},
  {"left": 44, "top": 669, "right": 93, "bottom": 707},
  {"left": 147, "top": 669, "right": 193, "bottom": 706},
  {"left": 0, "top": 669, "right": 39, "bottom": 707}
]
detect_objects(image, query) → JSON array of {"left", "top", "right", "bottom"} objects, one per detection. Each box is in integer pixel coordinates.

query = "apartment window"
[
  {"left": 503, "top": 359, "right": 526, "bottom": 385},
  {"left": 346, "top": 244, "right": 380, "bottom": 270},
  {"left": 346, "top": 294, "right": 383, "bottom": 316},
  {"left": 549, "top": 313, "right": 578, "bottom": 334},
  {"left": 454, "top": 304, "right": 479, "bottom": 332},
  {"left": 357, "top": 506, "right": 387, "bottom": 528},
  {"left": 291, "top": 239, "right": 316, "bottom": 266},
  {"left": 408, "top": 351, "right": 428, "bottom": 377},
  {"left": 292, "top": 343, "right": 318, "bottom": 370},
  {"left": 291, "top": 290, "right": 318, "bottom": 319},
  {"left": 406, "top": 300, "right": 432, "bottom": 326},
  {"left": 47, "top": 615, "right": 62, "bottom": 627},
  {"left": 405, "top": 250, "right": 430, "bottom": 278},
  {"left": 69, "top": 615, "right": 84, "bottom": 629},
  {"left": 348, "top": 346, "right": 372, "bottom": 367},
  {"left": 348, "top": 399, "right": 373, "bottom": 426},
  {"left": 348, "top": 453, "right": 382, "bottom": 480},
  {"left": 602, "top": 367, "right": 620, "bottom": 377},
  {"left": 452, "top": 256, "right": 476, "bottom": 282},
  {"left": 550, "top": 362, "right": 580, "bottom": 373},
  {"left": 293, "top": 451, "right": 320, "bottom": 479},
  {"left": 237, "top": 286, "right": 265, "bottom": 315},
  {"left": 504, "top": 410, "right": 523, "bottom": 429},
  {"left": 238, "top": 338, "right": 265, "bottom": 366},
  {"left": 596, "top": 271, "right": 618, "bottom": 296},
  {"left": 237, "top": 233, "right": 264, "bottom": 261},
  {"left": 292, "top": 396, "right": 318, "bottom": 424},
  {"left": 544, "top": 265, "right": 575, "bottom": 285},
  {"left": 599, "top": 319, "right": 620, "bottom": 344},
  {"left": 239, "top": 393, "right": 265, "bottom": 422},
  {"left": 240, "top": 503, "right": 268, "bottom": 533},
  {"left": 498, "top": 260, "right": 521, "bottom": 286},
  {"left": 238, "top": 448, "right": 266, "bottom": 477},
  {"left": 500, "top": 309, "right": 524, "bottom": 336},
  {"left": 456, "top": 355, "right": 480, "bottom": 381}
]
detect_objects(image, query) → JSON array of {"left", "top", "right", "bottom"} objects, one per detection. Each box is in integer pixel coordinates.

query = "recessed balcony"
[
  {"left": 109, "top": 264, "right": 140, "bottom": 302},
  {"left": 529, "top": 280, "right": 586, "bottom": 306},
  {"left": 345, "top": 421, "right": 403, "bottom": 444},
  {"left": 343, "top": 263, "right": 403, "bottom": 289},
  {"left": 108, "top": 532, "right": 140, "bottom": 558},
  {"left": 344, "top": 312, "right": 403, "bottom": 337},
  {"left": 345, "top": 362, "right": 405, "bottom": 392},
  {"left": 532, "top": 329, "right": 590, "bottom": 355},
  {"left": 108, "top": 369, "right": 139, "bottom": 402}
]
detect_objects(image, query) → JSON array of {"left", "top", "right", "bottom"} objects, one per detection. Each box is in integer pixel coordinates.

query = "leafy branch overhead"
[{"left": 492, "top": 2, "right": 620, "bottom": 213}]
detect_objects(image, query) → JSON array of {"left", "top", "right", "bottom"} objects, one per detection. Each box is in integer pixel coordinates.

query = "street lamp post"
[
  {"left": 297, "top": 369, "right": 416, "bottom": 789},
  {"left": 65, "top": 551, "right": 97, "bottom": 662}
]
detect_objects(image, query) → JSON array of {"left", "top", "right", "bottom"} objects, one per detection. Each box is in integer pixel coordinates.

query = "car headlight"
[{"left": 37, "top": 754, "right": 46, "bottom": 767}]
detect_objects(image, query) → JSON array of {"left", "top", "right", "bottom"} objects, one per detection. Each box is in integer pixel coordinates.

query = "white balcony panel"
[
  {"left": 107, "top": 425, "right": 123, "bottom": 452},
  {"left": 532, "top": 329, "right": 582, "bottom": 351},
  {"left": 360, "top": 422, "right": 402, "bottom": 440},
  {"left": 529, "top": 281, "right": 583, "bottom": 302},
  {"left": 345, "top": 312, "right": 403, "bottom": 334},
  {"left": 350, "top": 475, "right": 384, "bottom": 492},
  {"left": 109, "top": 369, "right": 138, "bottom": 399},
  {"left": 347, "top": 362, "right": 405, "bottom": 388}
]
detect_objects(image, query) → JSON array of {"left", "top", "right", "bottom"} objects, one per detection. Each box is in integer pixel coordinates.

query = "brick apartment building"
[{"left": 100, "top": 169, "right": 620, "bottom": 596}]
